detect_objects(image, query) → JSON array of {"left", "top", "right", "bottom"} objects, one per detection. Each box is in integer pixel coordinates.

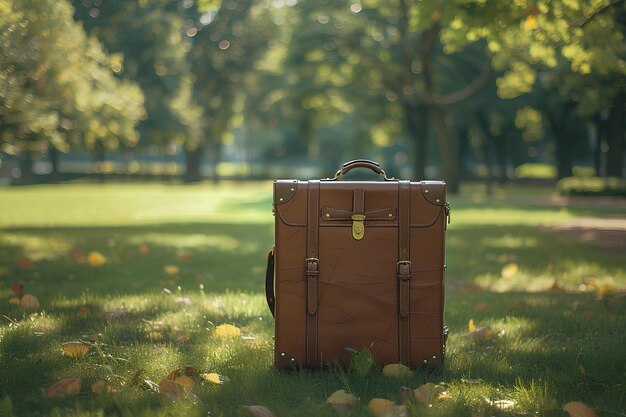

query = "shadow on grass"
[
  {"left": 1, "top": 222, "right": 274, "bottom": 299},
  {"left": 1, "top": 218, "right": 625, "bottom": 415}
]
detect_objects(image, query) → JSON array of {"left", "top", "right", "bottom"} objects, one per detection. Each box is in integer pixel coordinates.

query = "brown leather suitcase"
[{"left": 265, "top": 159, "right": 449, "bottom": 370}]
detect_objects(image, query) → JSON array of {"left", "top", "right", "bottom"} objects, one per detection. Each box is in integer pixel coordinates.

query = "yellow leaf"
[
  {"left": 174, "top": 375, "right": 194, "bottom": 389},
  {"left": 382, "top": 363, "right": 413, "bottom": 378},
  {"left": 62, "top": 342, "right": 90, "bottom": 358},
  {"left": 367, "top": 398, "right": 407, "bottom": 417},
  {"left": 164, "top": 265, "right": 180, "bottom": 275},
  {"left": 368, "top": 398, "right": 394, "bottom": 417},
  {"left": 91, "top": 379, "right": 114, "bottom": 395},
  {"left": 244, "top": 405, "right": 278, "bottom": 417},
  {"left": 563, "top": 402, "right": 599, "bottom": 417},
  {"left": 138, "top": 243, "right": 150, "bottom": 254},
  {"left": 501, "top": 262, "right": 519, "bottom": 278},
  {"left": 327, "top": 389, "right": 358, "bottom": 413},
  {"left": 20, "top": 294, "right": 40, "bottom": 309},
  {"left": 148, "top": 331, "right": 164, "bottom": 341},
  {"left": 87, "top": 251, "right": 106, "bottom": 267},
  {"left": 47, "top": 377, "right": 81, "bottom": 398},
  {"left": 8, "top": 297, "right": 20, "bottom": 305},
  {"left": 214, "top": 324, "right": 241, "bottom": 338},
  {"left": 201, "top": 373, "right": 228, "bottom": 384},
  {"left": 469, "top": 319, "right": 476, "bottom": 333}
]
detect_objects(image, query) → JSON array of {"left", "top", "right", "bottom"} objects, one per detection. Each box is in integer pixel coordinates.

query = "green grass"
[{"left": 0, "top": 181, "right": 624, "bottom": 417}]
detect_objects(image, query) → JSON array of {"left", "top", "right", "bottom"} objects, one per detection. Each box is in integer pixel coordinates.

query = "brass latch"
[{"left": 351, "top": 214, "right": 366, "bottom": 240}]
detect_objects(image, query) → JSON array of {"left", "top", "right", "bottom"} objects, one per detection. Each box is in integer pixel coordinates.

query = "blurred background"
[{"left": 1, "top": 0, "right": 625, "bottom": 195}]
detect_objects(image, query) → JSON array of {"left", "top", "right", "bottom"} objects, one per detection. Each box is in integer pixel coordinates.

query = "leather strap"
[
  {"left": 265, "top": 250, "right": 275, "bottom": 317},
  {"left": 353, "top": 188, "right": 365, "bottom": 214},
  {"left": 306, "top": 180, "right": 320, "bottom": 367},
  {"left": 398, "top": 180, "right": 411, "bottom": 365}
]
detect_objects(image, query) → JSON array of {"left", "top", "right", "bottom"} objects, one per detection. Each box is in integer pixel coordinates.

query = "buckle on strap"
[
  {"left": 306, "top": 258, "right": 319, "bottom": 276},
  {"left": 397, "top": 260, "right": 411, "bottom": 280}
]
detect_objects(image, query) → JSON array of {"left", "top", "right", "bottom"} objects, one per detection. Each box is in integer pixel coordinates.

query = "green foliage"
[
  {"left": 556, "top": 176, "right": 626, "bottom": 196},
  {"left": 0, "top": 0, "right": 144, "bottom": 158}
]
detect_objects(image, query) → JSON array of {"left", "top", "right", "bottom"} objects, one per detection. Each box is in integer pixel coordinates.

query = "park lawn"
[{"left": 0, "top": 182, "right": 624, "bottom": 417}]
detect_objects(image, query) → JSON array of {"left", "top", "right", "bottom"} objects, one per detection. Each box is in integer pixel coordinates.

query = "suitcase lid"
[{"left": 274, "top": 180, "right": 446, "bottom": 228}]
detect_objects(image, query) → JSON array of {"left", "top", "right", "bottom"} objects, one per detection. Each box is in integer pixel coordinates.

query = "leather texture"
[{"left": 273, "top": 177, "right": 447, "bottom": 369}]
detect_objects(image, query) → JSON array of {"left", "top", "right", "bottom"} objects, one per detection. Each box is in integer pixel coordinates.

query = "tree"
[
  {"left": 0, "top": 0, "right": 144, "bottom": 181},
  {"left": 73, "top": 0, "right": 202, "bottom": 171},
  {"left": 445, "top": 0, "right": 626, "bottom": 178},
  {"left": 274, "top": 0, "right": 495, "bottom": 191}
]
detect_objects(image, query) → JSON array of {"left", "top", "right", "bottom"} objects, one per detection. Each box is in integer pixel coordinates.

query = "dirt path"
[{"left": 541, "top": 217, "right": 626, "bottom": 250}]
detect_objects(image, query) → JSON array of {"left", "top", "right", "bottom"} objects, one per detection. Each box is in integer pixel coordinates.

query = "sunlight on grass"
[{"left": 0, "top": 182, "right": 624, "bottom": 416}]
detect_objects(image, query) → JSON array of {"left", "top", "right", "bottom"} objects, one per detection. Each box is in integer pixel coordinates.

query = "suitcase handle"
[
  {"left": 331, "top": 159, "right": 392, "bottom": 180},
  {"left": 265, "top": 250, "right": 275, "bottom": 317}
]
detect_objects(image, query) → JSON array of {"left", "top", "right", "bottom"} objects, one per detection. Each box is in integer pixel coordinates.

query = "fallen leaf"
[
  {"left": 413, "top": 383, "right": 445, "bottom": 404},
  {"left": 474, "top": 303, "right": 491, "bottom": 312},
  {"left": 62, "top": 342, "right": 90, "bottom": 358},
  {"left": 11, "top": 282, "right": 24, "bottom": 297},
  {"left": 367, "top": 398, "right": 407, "bottom": 417},
  {"left": 8, "top": 297, "right": 20, "bottom": 305},
  {"left": 581, "top": 311, "right": 595, "bottom": 318},
  {"left": 463, "top": 319, "right": 493, "bottom": 341},
  {"left": 91, "top": 379, "right": 114, "bottom": 395},
  {"left": 164, "top": 265, "right": 180, "bottom": 275},
  {"left": 563, "top": 402, "right": 599, "bottom": 417},
  {"left": 138, "top": 243, "right": 150, "bottom": 254},
  {"left": 20, "top": 294, "right": 40, "bottom": 309},
  {"left": 244, "top": 405, "right": 277, "bottom": 417},
  {"left": 71, "top": 246, "right": 85, "bottom": 264},
  {"left": 78, "top": 306, "right": 91, "bottom": 317},
  {"left": 159, "top": 379, "right": 183, "bottom": 400},
  {"left": 214, "top": 324, "right": 241, "bottom": 339},
  {"left": 469, "top": 319, "right": 476, "bottom": 332},
  {"left": 327, "top": 389, "right": 358, "bottom": 413},
  {"left": 87, "top": 251, "right": 106, "bottom": 267},
  {"left": 501, "top": 262, "right": 519, "bottom": 278},
  {"left": 201, "top": 373, "right": 229, "bottom": 384},
  {"left": 458, "top": 284, "right": 483, "bottom": 293},
  {"left": 596, "top": 284, "right": 616, "bottom": 300},
  {"left": 47, "top": 377, "right": 81, "bottom": 398},
  {"left": 348, "top": 347, "right": 375, "bottom": 376},
  {"left": 174, "top": 375, "right": 194, "bottom": 389},
  {"left": 382, "top": 363, "right": 413, "bottom": 378},
  {"left": 15, "top": 257, "right": 33, "bottom": 269},
  {"left": 148, "top": 331, "right": 164, "bottom": 341}
]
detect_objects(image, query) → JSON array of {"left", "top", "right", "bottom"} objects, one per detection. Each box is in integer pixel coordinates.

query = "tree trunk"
[
  {"left": 607, "top": 92, "right": 625, "bottom": 177},
  {"left": 554, "top": 131, "right": 574, "bottom": 179},
  {"left": 405, "top": 104, "right": 428, "bottom": 179},
  {"left": 49, "top": 146, "right": 60, "bottom": 183},
  {"left": 429, "top": 104, "right": 460, "bottom": 193},
  {"left": 19, "top": 151, "right": 34, "bottom": 184},
  {"left": 184, "top": 145, "right": 204, "bottom": 183}
]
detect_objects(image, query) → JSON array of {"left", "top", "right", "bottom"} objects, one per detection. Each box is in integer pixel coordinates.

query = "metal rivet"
[
  {"left": 290, "top": 358, "right": 295, "bottom": 362},
  {"left": 388, "top": 213, "right": 393, "bottom": 217},
  {"left": 290, "top": 188, "right": 295, "bottom": 192},
  {"left": 325, "top": 213, "right": 330, "bottom": 218},
  {"left": 281, "top": 352, "right": 286, "bottom": 357},
  {"left": 432, "top": 356, "right": 437, "bottom": 360},
  {"left": 422, "top": 359, "right": 428, "bottom": 364},
  {"left": 424, "top": 189, "right": 429, "bottom": 193},
  {"left": 436, "top": 198, "right": 440, "bottom": 203},
  {"left": 279, "top": 198, "right": 284, "bottom": 202}
]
